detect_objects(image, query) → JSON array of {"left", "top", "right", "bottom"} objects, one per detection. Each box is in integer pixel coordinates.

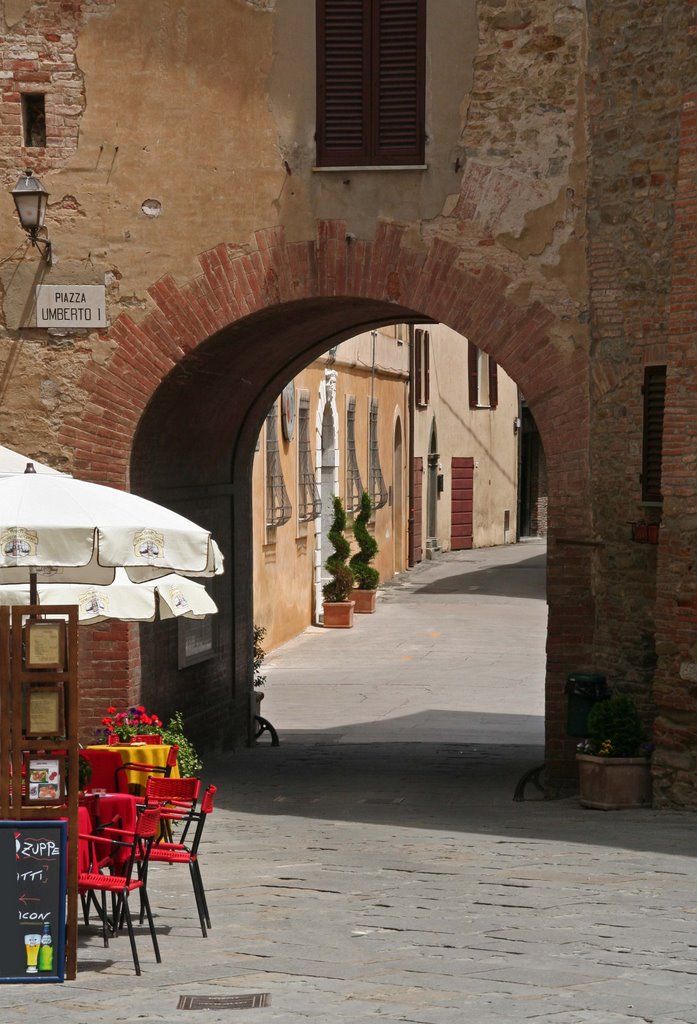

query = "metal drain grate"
[{"left": 178, "top": 994, "right": 271, "bottom": 1011}]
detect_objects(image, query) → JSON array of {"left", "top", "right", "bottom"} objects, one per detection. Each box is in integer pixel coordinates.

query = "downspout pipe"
[{"left": 407, "top": 324, "right": 416, "bottom": 567}]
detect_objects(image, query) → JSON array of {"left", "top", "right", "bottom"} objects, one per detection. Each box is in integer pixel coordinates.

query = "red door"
[
  {"left": 410, "top": 456, "right": 423, "bottom": 564},
  {"left": 451, "top": 457, "right": 474, "bottom": 550}
]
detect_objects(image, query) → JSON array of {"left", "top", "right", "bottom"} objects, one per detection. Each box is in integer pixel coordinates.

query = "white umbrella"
[
  {"left": 0, "top": 445, "right": 65, "bottom": 476},
  {"left": 0, "top": 470, "right": 224, "bottom": 597},
  {"left": 0, "top": 568, "right": 217, "bottom": 623}
]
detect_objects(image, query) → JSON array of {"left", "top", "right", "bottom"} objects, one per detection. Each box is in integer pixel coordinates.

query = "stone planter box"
[
  {"left": 577, "top": 754, "right": 652, "bottom": 810},
  {"left": 353, "top": 589, "right": 377, "bottom": 614}
]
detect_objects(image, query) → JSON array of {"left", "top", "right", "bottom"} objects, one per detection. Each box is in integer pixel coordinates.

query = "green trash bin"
[{"left": 565, "top": 673, "right": 610, "bottom": 737}]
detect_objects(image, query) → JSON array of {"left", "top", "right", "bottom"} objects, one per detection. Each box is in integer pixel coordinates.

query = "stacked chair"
[
  {"left": 77, "top": 806, "right": 162, "bottom": 976},
  {"left": 140, "top": 778, "right": 217, "bottom": 937}
]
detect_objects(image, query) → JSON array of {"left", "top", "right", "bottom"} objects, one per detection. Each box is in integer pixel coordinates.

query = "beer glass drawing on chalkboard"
[{"left": 24, "top": 934, "right": 41, "bottom": 974}]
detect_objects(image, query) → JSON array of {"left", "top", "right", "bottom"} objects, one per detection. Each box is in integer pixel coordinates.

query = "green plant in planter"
[
  {"left": 78, "top": 753, "right": 93, "bottom": 791},
  {"left": 350, "top": 490, "right": 380, "bottom": 590},
  {"left": 323, "top": 496, "right": 355, "bottom": 602},
  {"left": 253, "top": 624, "right": 267, "bottom": 688},
  {"left": 586, "top": 695, "right": 648, "bottom": 757}
]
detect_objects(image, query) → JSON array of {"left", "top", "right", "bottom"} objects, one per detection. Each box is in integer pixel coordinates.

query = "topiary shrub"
[
  {"left": 323, "top": 496, "right": 355, "bottom": 602},
  {"left": 587, "top": 695, "right": 647, "bottom": 757},
  {"left": 350, "top": 490, "right": 380, "bottom": 590}
]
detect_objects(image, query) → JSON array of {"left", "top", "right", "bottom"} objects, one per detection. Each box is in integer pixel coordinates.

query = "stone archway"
[{"left": 59, "top": 221, "right": 593, "bottom": 781}]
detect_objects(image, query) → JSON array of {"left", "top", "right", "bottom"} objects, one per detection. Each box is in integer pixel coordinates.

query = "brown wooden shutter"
[
  {"left": 642, "top": 365, "right": 666, "bottom": 502},
  {"left": 468, "top": 341, "right": 478, "bottom": 408},
  {"left": 451, "top": 457, "right": 474, "bottom": 550},
  {"left": 372, "top": 0, "right": 426, "bottom": 165},
  {"left": 414, "top": 328, "right": 423, "bottom": 406},
  {"left": 423, "top": 330, "right": 430, "bottom": 405},
  {"left": 317, "top": 1, "right": 370, "bottom": 166},
  {"left": 488, "top": 358, "right": 498, "bottom": 409},
  {"left": 317, "top": 0, "right": 425, "bottom": 167}
]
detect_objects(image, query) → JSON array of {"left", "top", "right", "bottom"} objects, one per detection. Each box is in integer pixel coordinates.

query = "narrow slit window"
[
  {"left": 369, "top": 398, "right": 388, "bottom": 511},
  {"left": 265, "top": 403, "right": 292, "bottom": 528},
  {"left": 22, "top": 94, "right": 46, "bottom": 148},
  {"left": 642, "top": 365, "right": 666, "bottom": 503},
  {"left": 346, "top": 397, "right": 363, "bottom": 514},
  {"left": 298, "top": 391, "right": 322, "bottom": 523}
]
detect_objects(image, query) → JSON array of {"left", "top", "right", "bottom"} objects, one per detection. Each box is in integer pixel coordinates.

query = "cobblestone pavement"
[{"left": 1, "top": 543, "right": 696, "bottom": 1023}]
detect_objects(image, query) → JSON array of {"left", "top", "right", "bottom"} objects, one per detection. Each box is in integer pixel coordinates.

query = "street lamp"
[{"left": 11, "top": 169, "right": 52, "bottom": 265}]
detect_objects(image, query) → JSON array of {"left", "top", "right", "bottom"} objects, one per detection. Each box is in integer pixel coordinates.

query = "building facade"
[
  {"left": 252, "top": 323, "right": 520, "bottom": 654},
  {"left": 0, "top": 2, "right": 696, "bottom": 804}
]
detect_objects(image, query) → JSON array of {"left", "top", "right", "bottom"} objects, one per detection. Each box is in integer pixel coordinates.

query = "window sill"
[{"left": 313, "top": 165, "right": 428, "bottom": 173}]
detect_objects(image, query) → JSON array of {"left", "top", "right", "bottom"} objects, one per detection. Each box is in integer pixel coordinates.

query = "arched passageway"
[{"left": 60, "top": 227, "right": 593, "bottom": 783}]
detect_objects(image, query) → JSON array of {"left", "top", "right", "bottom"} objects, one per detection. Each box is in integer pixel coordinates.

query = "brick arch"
[{"left": 59, "top": 221, "right": 592, "bottom": 780}]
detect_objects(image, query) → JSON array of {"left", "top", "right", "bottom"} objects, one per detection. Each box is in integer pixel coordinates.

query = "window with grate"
[
  {"left": 642, "top": 365, "right": 666, "bottom": 503},
  {"left": 468, "top": 341, "right": 498, "bottom": 409},
  {"left": 265, "top": 403, "right": 292, "bottom": 528},
  {"left": 369, "top": 398, "right": 388, "bottom": 510},
  {"left": 346, "top": 396, "right": 363, "bottom": 514},
  {"left": 414, "top": 328, "right": 430, "bottom": 407},
  {"left": 298, "top": 391, "right": 322, "bottom": 522},
  {"left": 316, "top": 0, "right": 426, "bottom": 167}
]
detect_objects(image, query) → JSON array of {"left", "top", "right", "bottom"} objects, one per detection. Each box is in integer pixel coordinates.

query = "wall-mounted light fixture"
[{"left": 11, "top": 169, "right": 52, "bottom": 265}]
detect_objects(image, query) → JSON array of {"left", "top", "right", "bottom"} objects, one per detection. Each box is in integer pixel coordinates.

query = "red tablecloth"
[
  {"left": 86, "top": 743, "right": 179, "bottom": 793},
  {"left": 79, "top": 792, "right": 140, "bottom": 871}
]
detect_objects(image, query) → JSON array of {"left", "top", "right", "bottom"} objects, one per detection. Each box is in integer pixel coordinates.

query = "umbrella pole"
[{"left": 29, "top": 570, "right": 38, "bottom": 608}]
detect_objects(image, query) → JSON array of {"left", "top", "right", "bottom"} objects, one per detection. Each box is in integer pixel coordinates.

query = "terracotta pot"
[
  {"left": 353, "top": 589, "right": 377, "bottom": 614},
  {"left": 322, "top": 600, "right": 355, "bottom": 628},
  {"left": 576, "top": 754, "right": 652, "bottom": 810}
]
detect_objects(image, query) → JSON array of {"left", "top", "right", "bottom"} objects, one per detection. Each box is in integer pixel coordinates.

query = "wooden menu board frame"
[
  {"left": 0, "top": 820, "right": 68, "bottom": 982},
  {"left": 0, "top": 606, "right": 79, "bottom": 981}
]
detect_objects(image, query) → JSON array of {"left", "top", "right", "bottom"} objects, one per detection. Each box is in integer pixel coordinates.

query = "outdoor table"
[
  {"left": 86, "top": 743, "right": 180, "bottom": 794},
  {"left": 79, "top": 792, "right": 140, "bottom": 873}
]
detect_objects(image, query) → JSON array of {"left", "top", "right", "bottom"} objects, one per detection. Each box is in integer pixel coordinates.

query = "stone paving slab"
[{"left": 2, "top": 544, "right": 696, "bottom": 1022}]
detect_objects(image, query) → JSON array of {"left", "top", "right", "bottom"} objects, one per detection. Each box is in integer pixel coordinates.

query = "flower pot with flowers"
[
  {"left": 99, "top": 704, "right": 203, "bottom": 779},
  {"left": 322, "top": 496, "right": 355, "bottom": 628},
  {"left": 576, "top": 695, "right": 652, "bottom": 809},
  {"left": 350, "top": 490, "right": 380, "bottom": 614}
]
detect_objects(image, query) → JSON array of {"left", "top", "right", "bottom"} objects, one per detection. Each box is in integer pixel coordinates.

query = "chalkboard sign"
[{"left": 0, "top": 821, "right": 66, "bottom": 982}]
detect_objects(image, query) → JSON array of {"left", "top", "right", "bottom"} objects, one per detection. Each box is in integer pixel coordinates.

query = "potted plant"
[
  {"left": 322, "top": 496, "right": 355, "bottom": 628},
  {"left": 576, "top": 695, "right": 652, "bottom": 809},
  {"left": 350, "top": 490, "right": 380, "bottom": 613}
]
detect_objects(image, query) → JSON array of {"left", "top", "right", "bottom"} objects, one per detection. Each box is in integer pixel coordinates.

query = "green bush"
[
  {"left": 350, "top": 490, "right": 380, "bottom": 590},
  {"left": 253, "top": 624, "right": 267, "bottom": 688},
  {"left": 587, "top": 696, "right": 646, "bottom": 757},
  {"left": 323, "top": 496, "right": 355, "bottom": 602},
  {"left": 159, "top": 711, "right": 203, "bottom": 778}
]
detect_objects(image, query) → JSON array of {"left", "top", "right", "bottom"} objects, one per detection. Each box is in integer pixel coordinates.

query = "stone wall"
[{"left": 586, "top": 1, "right": 695, "bottom": 803}]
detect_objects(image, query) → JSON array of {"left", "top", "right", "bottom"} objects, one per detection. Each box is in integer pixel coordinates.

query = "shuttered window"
[
  {"left": 316, "top": 0, "right": 426, "bottom": 167},
  {"left": 414, "top": 328, "right": 429, "bottom": 407},
  {"left": 642, "top": 365, "right": 666, "bottom": 503},
  {"left": 467, "top": 342, "right": 498, "bottom": 409}
]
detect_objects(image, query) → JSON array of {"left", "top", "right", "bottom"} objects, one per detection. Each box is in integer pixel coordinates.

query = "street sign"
[{"left": 35, "top": 285, "right": 107, "bottom": 328}]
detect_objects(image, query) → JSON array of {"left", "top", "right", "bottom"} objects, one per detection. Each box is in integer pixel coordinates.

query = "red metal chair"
[
  {"left": 139, "top": 784, "right": 216, "bottom": 937},
  {"left": 115, "top": 743, "right": 179, "bottom": 794},
  {"left": 143, "top": 775, "right": 201, "bottom": 843},
  {"left": 78, "top": 806, "right": 162, "bottom": 975}
]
